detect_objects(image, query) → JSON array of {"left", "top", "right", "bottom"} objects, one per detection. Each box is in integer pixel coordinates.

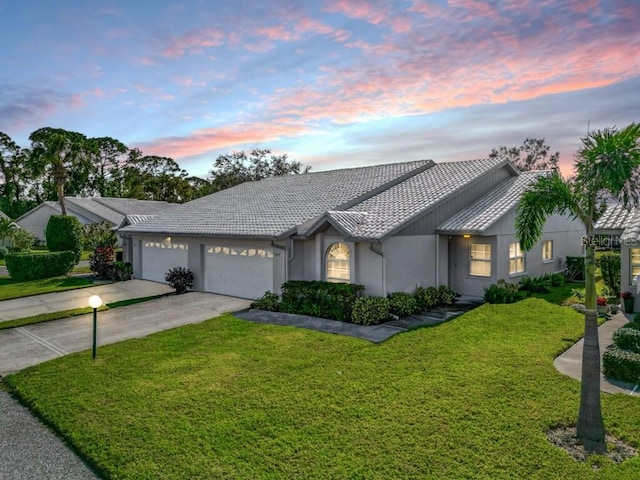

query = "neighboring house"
[
  {"left": 0, "top": 210, "right": 15, "bottom": 247},
  {"left": 119, "top": 158, "right": 585, "bottom": 299},
  {"left": 595, "top": 204, "right": 640, "bottom": 311},
  {"left": 15, "top": 197, "right": 173, "bottom": 244}
]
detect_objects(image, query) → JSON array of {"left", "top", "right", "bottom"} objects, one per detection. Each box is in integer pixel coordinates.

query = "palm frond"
[
  {"left": 576, "top": 123, "right": 640, "bottom": 207},
  {"left": 515, "top": 174, "right": 578, "bottom": 251}
]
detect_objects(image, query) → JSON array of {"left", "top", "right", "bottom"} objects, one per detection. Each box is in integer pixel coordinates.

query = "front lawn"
[
  {"left": 0, "top": 276, "right": 93, "bottom": 301},
  {"left": 5, "top": 299, "right": 640, "bottom": 479}
]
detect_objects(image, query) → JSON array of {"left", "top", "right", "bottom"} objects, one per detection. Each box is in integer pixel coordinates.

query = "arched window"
[{"left": 326, "top": 242, "right": 350, "bottom": 283}]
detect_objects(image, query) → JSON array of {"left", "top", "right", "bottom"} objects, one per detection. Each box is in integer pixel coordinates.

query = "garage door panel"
[
  {"left": 205, "top": 242, "right": 273, "bottom": 299},
  {"left": 142, "top": 241, "right": 189, "bottom": 283}
]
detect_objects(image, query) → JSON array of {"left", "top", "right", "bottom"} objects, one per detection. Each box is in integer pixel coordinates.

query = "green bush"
[
  {"left": 519, "top": 275, "right": 551, "bottom": 293},
  {"left": 351, "top": 296, "right": 390, "bottom": 325},
  {"left": 599, "top": 252, "right": 621, "bottom": 298},
  {"left": 613, "top": 327, "right": 640, "bottom": 354},
  {"left": 437, "top": 285, "right": 457, "bottom": 305},
  {"left": 0, "top": 245, "right": 8, "bottom": 259},
  {"left": 5, "top": 251, "right": 75, "bottom": 281},
  {"left": 565, "top": 256, "right": 585, "bottom": 281},
  {"left": 484, "top": 280, "right": 520, "bottom": 304},
  {"left": 46, "top": 215, "right": 84, "bottom": 263},
  {"left": 84, "top": 221, "right": 118, "bottom": 250},
  {"left": 388, "top": 292, "right": 418, "bottom": 317},
  {"left": 279, "top": 281, "right": 365, "bottom": 322},
  {"left": 251, "top": 291, "right": 280, "bottom": 312},
  {"left": 111, "top": 261, "right": 133, "bottom": 281},
  {"left": 603, "top": 345, "right": 640, "bottom": 383},
  {"left": 547, "top": 272, "right": 566, "bottom": 287},
  {"left": 414, "top": 286, "right": 439, "bottom": 311},
  {"left": 90, "top": 246, "right": 115, "bottom": 279},
  {"left": 164, "top": 267, "right": 194, "bottom": 294},
  {"left": 9, "top": 228, "right": 35, "bottom": 252}
]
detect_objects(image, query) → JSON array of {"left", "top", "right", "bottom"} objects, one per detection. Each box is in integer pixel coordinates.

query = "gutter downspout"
[
  {"left": 435, "top": 234, "right": 440, "bottom": 286},
  {"left": 271, "top": 241, "right": 288, "bottom": 284},
  {"left": 369, "top": 243, "right": 385, "bottom": 296}
]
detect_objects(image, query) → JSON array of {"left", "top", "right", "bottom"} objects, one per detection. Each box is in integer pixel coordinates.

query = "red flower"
[
  {"left": 597, "top": 297, "right": 607, "bottom": 306},
  {"left": 621, "top": 291, "right": 633, "bottom": 300}
]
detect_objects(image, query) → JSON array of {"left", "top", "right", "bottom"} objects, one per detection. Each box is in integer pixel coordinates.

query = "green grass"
[
  {"left": 0, "top": 276, "right": 93, "bottom": 301},
  {"left": 0, "top": 295, "right": 167, "bottom": 330},
  {"left": 5, "top": 298, "right": 640, "bottom": 479},
  {"left": 530, "top": 281, "right": 585, "bottom": 305}
]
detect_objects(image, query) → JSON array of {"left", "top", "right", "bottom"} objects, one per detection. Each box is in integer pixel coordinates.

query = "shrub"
[
  {"left": 603, "top": 345, "right": 640, "bottom": 383},
  {"left": 599, "top": 252, "right": 621, "bottom": 298},
  {"left": 388, "top": 292, "right": 418, "bottom": 317},
  {"left": 0, "top": 245, "right": 8, "bottom": 259},
  {"left": 5, "top": 251, "right": 75, "bottom": 281},
  {"left": 251, "top": 291, "right": 280, "bottom": 311},
  {"left": 548, "top": 272, "right": 566, "bottom": 287},
  {"left": 613, "top": 327, "right": 640, "bottom": 354},
  {"left": 565, "top": 256, "right": 585, "bottom": 281},
  {"left": 46, "top": 215, "right": 84, "bottom": 263},
  {"left": 484, "top": 280, "right": 519, "bottom": 304},
  {"left": 437, "top": 285, "right": 457, "bottom": 305},
  {"left": 9, "top": 228, "right": 35, "bottom": 252},
  {"left": 165, "top": 267, "right": 195, "bottom": 294},
  {"left": 84, "top": 221, "right": 118, "bottom": 250},
  {"left": 414, "top": 286, "right": 439, "bottom": 311},
  {"left": 597, "top": 296, "right": 607, "bottom": 307},
  {"left": 111, "top": 261, "right": 133, "bottom": 281},
  {"left": 351, "top": 296, "right": 390, "bottom": 325},
  {"left": 519, "top": 275, "right": 551, "bottom": 293},
  {"left": 90, "top": 246, "right": 116, "bottom": 279},
  {"left": 279, "top": 281, "right": 365, "bottom": 322}
]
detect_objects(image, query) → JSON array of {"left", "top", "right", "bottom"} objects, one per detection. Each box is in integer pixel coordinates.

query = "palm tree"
[{"left": 515, "top": 122, "right": 640, "bottom": 454}]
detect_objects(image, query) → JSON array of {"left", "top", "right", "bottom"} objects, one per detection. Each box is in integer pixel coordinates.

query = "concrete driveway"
[{"left": 0, "top": 290, "right": 251, "bottom": 376}]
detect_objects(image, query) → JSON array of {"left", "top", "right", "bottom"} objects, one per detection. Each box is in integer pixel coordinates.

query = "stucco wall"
[
  {"left": 449, "top": 235, "right": 498, "bottom": 297},
  {"left": 383, "top": 235, "right": 437, "bottom": 293},
  {"left": 621, "top": 243, "right": 640, "bottom": 312},
  {"left": 16, "top": 204, "right": 60, "bottom": 243}
]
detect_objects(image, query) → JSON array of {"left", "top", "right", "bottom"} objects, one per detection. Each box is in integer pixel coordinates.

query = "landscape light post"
[{"left": 88, "top": 295, "right": 103, "bottom": 361}]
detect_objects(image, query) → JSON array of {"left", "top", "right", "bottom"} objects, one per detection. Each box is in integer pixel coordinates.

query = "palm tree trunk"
[
  {"left": 576, "top": 242, "right": 606, "bottom": 453},
  {"left": 57, "top": 182, "right": 67, "bottom": 216}
]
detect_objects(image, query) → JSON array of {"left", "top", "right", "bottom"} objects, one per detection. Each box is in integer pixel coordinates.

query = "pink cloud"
[
  {"left": 139, "top": 122, "right": 313, "bottom": 159},
  {"left": 162, "top": 28, "right": 225, "bottom": 57}
]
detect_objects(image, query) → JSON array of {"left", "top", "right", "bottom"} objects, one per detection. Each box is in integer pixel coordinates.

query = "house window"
[
  {"left": 469, "top": 244, "right": 491, "bottom": 277},
  {"left": 542, "top": 240, "right": 553, "bottom": 262},
  {"left": 326, "top": 242, "right": 350, "bottom": 283},
  {"left": 509, "top": 242, "right": 525, "bottom": 274},
  {"left": 631, "top": 249, "right": 640, "bottom": 282}
]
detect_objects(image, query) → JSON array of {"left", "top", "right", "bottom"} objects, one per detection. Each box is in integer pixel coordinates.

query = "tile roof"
[
  {"left": 620, "top": 209, "right": 640, "bottom": 243},
  {"left": 119, "top": 160, "right": 434, "bottom": 238},
  {"left": 594, "top": 203, "right": 636, "bottom": 232},
  {"left": 115, "top": 214, "right": 158, "bottom": 231},
  {"left": 92, "top": 197, "right": 172, "bottom": 216},
  {"left": 65, "top": 197, "right": 125, "bottom": 224},
  {"left": 437, "top": 170, "right": 550, "bottom": 235},
  {"left": 342, "top": 157, "right": 511, "bottom": 240}
]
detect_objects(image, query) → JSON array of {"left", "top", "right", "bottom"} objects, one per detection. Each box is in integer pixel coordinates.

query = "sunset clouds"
[{"left": 0, "top": 0, "right": 638, "bottom": 177}]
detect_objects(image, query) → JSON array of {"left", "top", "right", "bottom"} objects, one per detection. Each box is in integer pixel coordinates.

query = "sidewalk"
[
  {"left": 554, "top": 311, "right": 640, "bottom": 396},
  {"left": 0, "top": 279, "right": 174, "bottom": 322}
]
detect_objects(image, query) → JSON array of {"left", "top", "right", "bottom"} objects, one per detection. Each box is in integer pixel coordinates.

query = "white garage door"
[
  {"left": 142, "top": 240, "right": 189, "bottom": 283},
  {"left": 205, "top": 242, "right": 273, "bottom": 299}
]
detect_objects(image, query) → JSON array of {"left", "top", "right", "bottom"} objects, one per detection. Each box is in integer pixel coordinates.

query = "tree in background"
[
  {"left": 28, "top": 128, "right": 90, "bottom": 215},
  {"left": 208, "top": 149, "right": 310, "bottom": 193},
  {"left": 489, "top": 138, "right": 559, "bottom": 171},
  {"left": 515, "top": 123, "right": 640, "bottom": 453},
  {"left": 87, "top": 136, "right": 129, "bottom": 197},
  {"left": 0, "top": 132, "right": 34, "bottom": 218}
]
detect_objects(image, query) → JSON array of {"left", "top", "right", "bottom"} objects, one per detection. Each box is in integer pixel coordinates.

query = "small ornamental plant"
[
  {"left": 165, "top": 267, "right": 195, "bottom": 294},
  {"left": 597, "top": 296, "right": 608, "bottom": 307},
  {"left": 622, "top": 291, "right": 633, "bottom": 300}
]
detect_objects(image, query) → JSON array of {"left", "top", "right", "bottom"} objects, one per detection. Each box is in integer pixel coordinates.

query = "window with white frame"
[
  {"left": 469, "top": 244, "right": 492, "bottom": 277},
  {"left": 631, "top": 248, "right": 640, "bottom": 281},
  {"left": 509, "top": 242, "right": 525, "bottom": 274},
  {"left": 326, "top": 242, "right": 350, "bottom": 283},
  {"left": 542, "top": 240, "right": 553, "bottom": 262}
]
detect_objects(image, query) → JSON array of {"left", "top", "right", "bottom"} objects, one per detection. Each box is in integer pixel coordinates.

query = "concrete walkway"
[
  {"left": 554, "top": 312, "right": 640, "bottom": 396},
  {"left": 0, "top": 279, "right": 174, "bottom": 322}
]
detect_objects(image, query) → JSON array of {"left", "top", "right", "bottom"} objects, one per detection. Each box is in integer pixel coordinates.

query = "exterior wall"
[
  {"left": 448, "top": 211, "right": 585, "bottom": 297},
  {"left": 355, "top": 243, "right": 384, "bottom": 296},
  {"left": 621, "top": 243, "right": 640, "bottom": 312},
  {"left": 16, "top": 204, "right": 60, "bottom": 243},
  {"left": 383, "top": 235, "right": 437, "bottom": 293}
]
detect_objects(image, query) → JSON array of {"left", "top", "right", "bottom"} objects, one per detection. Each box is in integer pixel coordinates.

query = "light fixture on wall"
[{"left": 463, "top": 234, "right": 471, "bottom": 239}]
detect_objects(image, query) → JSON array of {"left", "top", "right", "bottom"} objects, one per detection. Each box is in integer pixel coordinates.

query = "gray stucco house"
[
  {"left": 595, "top": 204, "right": 640, "bottom": 311},
  {"left": 119, "top": 158, "right": 585, "bottom": 299},
  {"left": 15, "top": 197, "right": 173, "bottom": 244}
]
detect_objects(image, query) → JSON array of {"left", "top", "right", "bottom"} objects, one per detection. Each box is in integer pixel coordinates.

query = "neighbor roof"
[
  {"left": 594, "top": 203, "right": 637, "bottom": 232},
  {"left": 437, "top": 170, "right": 550, "bottom": 235},
  {"left": 119, "top": 160, "right": 435, "bottom": 238},
  {"left": 92, "top": 197, "right": 171, "bottom": 216}
]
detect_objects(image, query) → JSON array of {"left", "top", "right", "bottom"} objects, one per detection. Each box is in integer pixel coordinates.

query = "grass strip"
[{"left": 0, "top": 276, "right": 94, "bottom": 301}]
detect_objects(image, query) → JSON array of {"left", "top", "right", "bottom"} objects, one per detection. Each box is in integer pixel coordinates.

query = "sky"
[{"left": 1, "top": 0, "right": 639, "bottom": 179}]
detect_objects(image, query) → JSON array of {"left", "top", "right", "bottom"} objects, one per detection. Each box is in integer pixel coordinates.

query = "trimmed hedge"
[
  {"left": 279, "top": 281, "right": 365, "bottom": 322},
  {"left": 565, "top": 256, "right": 585, "bottom": 281},
  {"left": 5, "top": 251, "right": 75, "bottom": 280},
  {"left": 351, "top": 296, "right": 390, "bottom": 325},
  {"left": 613, "top": 327, "right": 640, "bottom": 354},
  {"left": 251, "top": 291, "right": 280, "bottom": 312},
  {"left": 599, "top": 252, "right": 621, "bottom": 297},
  {"left": 414, "top": 286, "right": 439, "bottom": 310},
  {"left": 603, "top": 345, "right": 640, "bottom": 384},
  {"left": 388, "top": 292, "right": 419, "bottom": 317},
  {"left": 46, "top": 215, "right": 84, "bottom": 263},
  {"left": 484, "top": 280, "right": 519, "bottom": 304}
]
